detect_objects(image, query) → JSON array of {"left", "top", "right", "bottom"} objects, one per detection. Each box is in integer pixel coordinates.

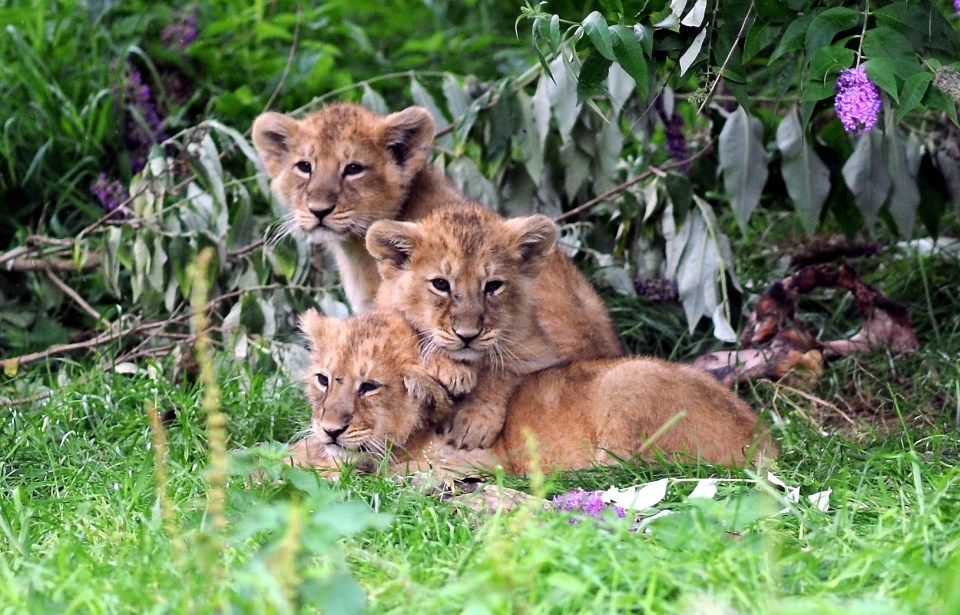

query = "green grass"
[{"left": 2, "top": 249, "right": 959, "bottom": 613}]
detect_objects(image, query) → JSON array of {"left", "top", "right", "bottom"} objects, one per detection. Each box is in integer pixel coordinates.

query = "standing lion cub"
[{"left": 286, "top": 309, "right": 777, "bottom": 475}]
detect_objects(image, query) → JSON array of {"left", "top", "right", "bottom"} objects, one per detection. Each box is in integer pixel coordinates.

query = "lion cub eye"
[
  {"left": 357, "top": 381, "right": 380, "bottom": 396},
  {"left": 294, "top": 160, "right": 312, "bottom": 174},
  {"left": 315, "top": 373, "right": 329, "bottom": 391},
  {"left": 430, "top": 278, "right": 451, "bottom": 293},
  {"left": 342, "top": 162, "right": 365, "bottom": 177},
  {"left": 484, "top": 280, "right": 504, "bottom": 295}
]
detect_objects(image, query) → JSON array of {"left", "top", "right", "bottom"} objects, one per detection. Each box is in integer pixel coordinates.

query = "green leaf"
[
  {"left": 862, "top": 26, "right": 919, "bottom": 79},
  {"left": 744, "top": 22, "right": 780, "bottom": 63},
  {"left": 772, "top": 12, "right": 815, "bottom": 61},
  {"left": 841, "top": 131, "right": 891, "bottom": 233},
  {"left": 776, "top": 108, "right": 831, "bottom": 233},
  {"left": 897, "top": 72, "right": 933, "bottom": 120},
  {"left": 864, "top": 59, "right": 900, "bottom": 103},
  {"left": 805, "top": 7, "right": 859, "bottom": 58},
  {"left": 874, "top": 1, "right": 959, "bottom": 57},
  {"left": 582, "top": 11, "right": 616, "bottom": 61},
  {"left": 576, "top": 52, "right": 612, "bottom": 104},
  {"left": 609, "top": 25, "right": 648, "bottom": 100},
  {"left": 718, "top": 106, "right": 769, "bottom": 232},
  {"left": 807, "top": 45, "right": 855, "bottom": 82}
]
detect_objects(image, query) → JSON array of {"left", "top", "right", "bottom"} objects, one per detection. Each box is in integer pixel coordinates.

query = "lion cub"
[
  {"left": 286, "top": 309, "right": 777, "bottom": 474},
  {"left": 252, "top": 103, "right": 461, "bottom": 313},
  {"left": 367, "top": 202, "right": 623, "bottom": 450}
]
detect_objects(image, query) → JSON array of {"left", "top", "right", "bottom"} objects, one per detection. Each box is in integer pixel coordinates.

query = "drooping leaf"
[
  {"left": 360, "top": 83, "right": 387, "bottom": 115},
  {"left": 841, "top": 131, "right": 892, "bottom": 233},
  {"left": 545, "top": 53, "right": 581, "bottom": 143},
  {"left": 576, "top": 51, "right": 612, "bottom": 104},
  {"left": 442, "top": 73, "right": 470, "bottom": 120},
  {"left": 776, "top": 108, "right": 831, "bottom": 233},
  {"left": 582, "top": 11, "right": 616, "bottom": 61},
  {"left": 606, "top": 63, "right": 636, "bottom": 116},
  {"left": 678, "top": 28, "right": 706, "bottom": 76},
  {"left": 718, "top": 106, "right": 768, "bottom": 232},
  {"left": 609, "top": 24, "right": 648, "bottom": 100},
  {"left": 410, "top": 77, "right": 453, "bottom": 148},
  {"left": 884, "top": 112, "right": 921, "bottom": 238},
  {"left": 680, "top": 0, "right": 707, "bottom": 27}
]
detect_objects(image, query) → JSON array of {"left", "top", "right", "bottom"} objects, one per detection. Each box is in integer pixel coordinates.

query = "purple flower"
[
  {"left": 123, "top": 64, "right": 168, "bottom": 173},
  {"left": 161, "top": 9, "right": 198, "bottom": 49},
  {"left": 634, "top": 277, "right": 679, "bottom": 302},
  {"left": 90, "top": 173, "right": 129, "bottom": 214},
  {"left": 551, "top": 489, "right": 628, "bottom": 525},
  {"left": 834, "top": 66, "right": 882, "bottom": 135},
  {"left": 655, "top": 97, "right": 691, "bottom": 173},
  {"left": 955, "top": 0, "right": 960, "bottom": 15}
]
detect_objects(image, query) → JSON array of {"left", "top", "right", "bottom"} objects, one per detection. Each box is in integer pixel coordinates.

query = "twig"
[
  {"left": 261, "top": 3, "right": 302, "bottom": 116},
  {"left": 773, "top": 382, "right": 856, "bottom": 425},
  {"left": 227, "top": 239, "right": 266, "bottom": 261},
  {"left": 45, "top": 269, "right": 108, "bottom": 325},
  {"left": 697, "top": 2, "right": 754, "bottom": 115},
  {"left": 553, "top": 138, "right": 717, "bottom": 223},
  {"left": 0, "top": 284, "right": 285, "bottom": 372}
]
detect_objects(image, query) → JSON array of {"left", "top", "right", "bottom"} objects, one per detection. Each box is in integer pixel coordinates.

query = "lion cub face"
[
  {"left": 299, "top": 309, "right": 445, "bottom": 465},
  {"left": 366, "top": 203, "right": 558, "bottom": 366},
  {"left": 252, "top": 103, "right": 435, "bottom": 243}
]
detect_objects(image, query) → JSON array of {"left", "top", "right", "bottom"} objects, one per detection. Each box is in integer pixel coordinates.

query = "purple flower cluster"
[
  {"left": 655, "top": 97, "right": 691, "bottom": 173},
  {"left": 90, "top": 172, "right": 129, "bottom": 214},
  {"left": 551, "top": 489, "right": 626, "bottom": 524},
  {"left": 634, "top": 277, "right": 679, "bottom": 302},
  {"left": 834, "top": 66, "right": 882, "bottom": 135},
  {"left": 161, "top": 9, "right": 198, "bottom": 49},
  {"left": 956, "top": 0, "right": 960, "bottom": 15},
  {"left": 123, "top": 64, "right": 168, "bottom": 173}
]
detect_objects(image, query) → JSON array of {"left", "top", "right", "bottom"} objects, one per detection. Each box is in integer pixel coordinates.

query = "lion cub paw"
[
  {"left": 439, "top": 400, "right": 505, "bottom": 450},
  {"left": 429, "top": 358, "right": 477, "bottom": 399}
]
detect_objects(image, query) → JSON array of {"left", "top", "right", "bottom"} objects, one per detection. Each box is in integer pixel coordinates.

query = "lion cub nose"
[
  {"left": 308, "top": 205, "right": 334, "bottom": 223},
  {"left": 323, "top": 425, "right": 347, "bottom": 441},
  {"left": 453, "top": 328, "right": 480, "bottom": 345}
]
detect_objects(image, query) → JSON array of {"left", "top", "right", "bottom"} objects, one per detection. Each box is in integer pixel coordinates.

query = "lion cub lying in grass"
[{"left": 286, "top": 309, "right": 777, "bottom": 476}]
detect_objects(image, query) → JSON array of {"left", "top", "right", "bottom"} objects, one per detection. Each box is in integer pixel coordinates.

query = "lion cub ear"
[
  {"left": 251, "top": 112, "right": 300, "bottom": 177},
  {"left": 402, "top": 365, "right": 451, "bottom": 424},
  {"left": 505, "top": 214, "right": 558, "bottom": 276},
  {"left": 366, "top": 220, "right": 421, "bottom": 275},
  {"left": 298, "top": 308, "right": 340, "bottom": 351},
  {"left": 380, "top": 106, "right": 435, "bottom": 172}
]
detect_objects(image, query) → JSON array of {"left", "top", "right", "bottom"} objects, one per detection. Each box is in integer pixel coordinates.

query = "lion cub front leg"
[
  {"left": 439, "top": 370, "right": 521, "bottom": 450},
  {"left": 423, "top": 353, "right": 478, "bottom": 399}
]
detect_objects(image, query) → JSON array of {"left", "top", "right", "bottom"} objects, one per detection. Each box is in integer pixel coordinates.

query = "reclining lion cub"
[
  {"left": 286, "top": 309, "right": 777, "bottom": 475},
  {"left": 252, "top": 104, "right": 622, "bottom": 448}
]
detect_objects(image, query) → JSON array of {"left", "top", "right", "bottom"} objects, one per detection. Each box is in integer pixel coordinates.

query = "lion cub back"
[{"left": 495, "top": 358, "right": 777, "bottom": 473}]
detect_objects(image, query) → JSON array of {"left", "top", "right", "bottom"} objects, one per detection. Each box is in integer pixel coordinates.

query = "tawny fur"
[
  {"left": 251, "top": 103, "right": 461, "bottom": 312},
  {"left": 366, "top": 202, "right": 623, "bottom": 450},
  {"left": 287, "top": 309, "right": 777, "bottom": 476}
]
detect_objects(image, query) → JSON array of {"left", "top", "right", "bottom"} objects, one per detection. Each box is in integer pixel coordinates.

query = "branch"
[
  {"left": 553, "top": 138, "right": 717, "bottom": 223},
  {"left": 0, "top": 284, "right": 285, "bottom": 374},
  {"left": 2, "top": 253, "right": 102, "bottom": 273}
]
